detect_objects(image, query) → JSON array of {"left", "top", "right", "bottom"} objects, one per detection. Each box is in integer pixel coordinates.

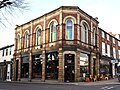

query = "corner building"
[{"left": 13, "top": 6, "right": 100, "bottom": 82}]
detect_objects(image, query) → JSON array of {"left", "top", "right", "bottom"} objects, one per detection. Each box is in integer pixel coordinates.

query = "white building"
[{"left": 0, "top": 44, "right": 14, "bottom": 81}]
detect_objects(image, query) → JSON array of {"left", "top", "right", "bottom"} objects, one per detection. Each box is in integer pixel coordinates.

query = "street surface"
[{"left": 0, "top": 82, "right": 120, "bottom": 90}]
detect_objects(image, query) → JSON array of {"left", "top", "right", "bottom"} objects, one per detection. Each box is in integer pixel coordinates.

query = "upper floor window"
[
  {"left": 113, "top": 38, "right": 115, "bottom": 44},
  {"left": 119, "top": 50, "right": 120, "bottom": 59},
  {"left": 113, "top": 47, "right": 116, "bottom": 59},
  {"left": 36, "top": 28, "right": 42, "bottom": 45},
  {"left": 50, "top": 22, "right": 57, "bottom": 42},
  {"left": 81, "top": 22, "right": 88, "bottom": 43},
  {"left": 102, "top": 42, "right": 105, "bottom": 55},
  {"left": 17, "top": 35, "right": 21, "bottom": 50},
  {"left": 2, "top": 50, "right": 4, "bottom": 56},
  {"left": 66, "top": 19, "right": 73, "bottom": 40},
  {"left": 24, "top": 31, "right": 29, "bottom": 48},
  {"left": 107, "top": 44, "right": 110, "bottom": 57},
  {"left": 107, "top": 34, "right": 109, "bottom": 41},
  {"left": 102, "top": 31, "right": 105, "bottom": 38},
  {"left": 118, "top": 41, "right": 120, "bottom": 46},
  {"left": 6, "top": 49, "right": 8, "bottom": 56},
  {"left": 10, "top": 48, "right": 11, "bottom": 55},
  {"left": 91, "top": 28, "right": 96, "bottom": 45}
]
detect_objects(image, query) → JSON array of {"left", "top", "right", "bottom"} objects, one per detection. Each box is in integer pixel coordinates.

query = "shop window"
[
  {"left": 80, "top": 53, "right": 89, "bottom": 79},
  {"left": 32, "top": 54, "right": 42, "bottom": 78},
  {"left": 66, "top": 19, "right": 74, "bottom": 40},
  {"left": 46, "top": 52, "right": 58, "bottom": 80},
  {"left": 21, "top": 57, "right": 29, "bottom": 78},
  {"left": 50, "top": 22, "right": 57, "bottom": 42}
]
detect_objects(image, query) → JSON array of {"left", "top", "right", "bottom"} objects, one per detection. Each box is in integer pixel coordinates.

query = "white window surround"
[
  {"left": 107, "top": 34, "right": 109, "bottom": 41},
  {"left": 107, "top": 44, "right": 110, "bottom": 57},
  {"left": 113, "top": 38, "right": 115, "bottom": 44},
  {"left": 113, "top": 47, "right": 116, "bottom": 59},
  {"left": 102, "top": 42, "right": 105, "bottom": 55},
  {"left": 102, "top": 31, "right": 105, "bottom": 38}
]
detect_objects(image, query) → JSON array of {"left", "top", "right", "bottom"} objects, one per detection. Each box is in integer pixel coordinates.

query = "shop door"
[{"left": 64, "top": 54, "right": 75, "bottom": 82}]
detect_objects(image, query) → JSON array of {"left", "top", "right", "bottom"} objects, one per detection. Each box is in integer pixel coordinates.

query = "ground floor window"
[
  {"left": 80, "top": 53, "right": 89, "bottom": 80},
  {"left": 32, "top": 54, "right": 42, "bottom": 78},
  {"left": 46, "top": 52, "right": 58, "bottom": 80},
  {"left": 21, "top": 57, "right": 29, "bottom": 78}
]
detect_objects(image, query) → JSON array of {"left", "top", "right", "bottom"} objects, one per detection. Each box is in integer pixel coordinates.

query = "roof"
[
  {"left": 15, "top": 6, "right": 99, "bottom": 29},
  {"left": 0, "top": 44, "right": 14, "bottom": 50}
]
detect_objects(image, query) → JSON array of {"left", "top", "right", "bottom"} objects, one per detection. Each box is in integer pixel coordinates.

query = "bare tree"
[{"left": 0, "top": 0, "right": 29, "bottom": 28}]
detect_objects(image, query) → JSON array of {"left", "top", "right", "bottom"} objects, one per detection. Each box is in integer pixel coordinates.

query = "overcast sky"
[{"left": 0, "top": 0, "right": 120, "bottom": 47}]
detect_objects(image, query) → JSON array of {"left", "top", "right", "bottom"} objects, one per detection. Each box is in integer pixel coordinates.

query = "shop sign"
[{"left": 111, "top": 59, "right": 118, "bottom": 63}]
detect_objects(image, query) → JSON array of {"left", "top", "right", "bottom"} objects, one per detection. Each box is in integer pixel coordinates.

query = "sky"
[{"left": 0, "top": 0, "right": 120, "bottom": 47}]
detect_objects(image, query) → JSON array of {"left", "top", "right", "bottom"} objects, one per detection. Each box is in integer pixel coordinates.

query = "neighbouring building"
[
  {"left": 0, "top": 44, "right": 14, "bottom": 81},
  {"left": 12, "top": 6, "right": 120, "bottom": 82},
  {"left": 99, "top": 28, "right": 120, "bottom": 79}
]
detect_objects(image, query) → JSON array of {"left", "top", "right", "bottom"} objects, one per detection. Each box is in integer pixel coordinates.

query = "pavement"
[{"left": 3, "top": 78, "right": 120, "bottom": 86}]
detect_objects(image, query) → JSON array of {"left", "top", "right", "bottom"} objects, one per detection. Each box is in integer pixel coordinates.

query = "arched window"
[
  {"left": 24, "top": 31, "right": 29, "bottom": 48},
  {"left": 36, "top": 29, "right": 42, "bottom": 45},
  {"left": 81, "top": 22, "right": 88, "bottom": 43},
  {"left": 66, "top": 19, "right": 73, "bottom": 40},
  {"left": 17, "top": 35, "right": 21, "bottom": 50},
  {"left": 50, "top": 22, "right": 56, "bottom": 42}
]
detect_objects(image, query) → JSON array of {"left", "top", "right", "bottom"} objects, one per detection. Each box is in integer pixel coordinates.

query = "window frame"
[
  {"left": 65, "top": 19, "right": 74, "bottom": 40},
  {"left": 81, "top": 22, "right": 88, "bottom": 43},
  {"left": 36, "top": 28, "right": 42, "bottom": 45},
  {"left": 50, "top": 22, "right": 57, "bottom": 42},
  {"left": 24, "top": 31, "right": 29, "bottom": 48}
]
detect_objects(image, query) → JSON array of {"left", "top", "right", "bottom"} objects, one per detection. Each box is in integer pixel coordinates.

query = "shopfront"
[
  {"left": 32, "top": 54, "right": 42, "bottom": 79},
  {"left": 64, "top": 54, "right": 75, "bottom": 82},
  {"left": 80, "top": 53, "right": 89, "bottom": 81},
  {"left": 21, "top": 56, "right": 29, "bottom": 78},
  {"left": 46, "top": 52, "right": 59, "bottom": 80},
  {"left": 100, "top": 59, "right": 110, "bottom": 79}
]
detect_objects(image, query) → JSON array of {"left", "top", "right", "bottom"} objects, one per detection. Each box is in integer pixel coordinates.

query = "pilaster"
[
  {"left": 42, "top": 50, "right": 46, "bottom": 82},
  {"left": 29, "top": 52, "right": 32, "bottom": 81},
  {"left": 58, "top": 48, "right": 64, "bottom": 82}
]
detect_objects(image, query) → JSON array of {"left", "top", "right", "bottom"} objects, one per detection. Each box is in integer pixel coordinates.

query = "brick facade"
[{"left": 12, "top": 6, "right": 120, "bottom": 82}]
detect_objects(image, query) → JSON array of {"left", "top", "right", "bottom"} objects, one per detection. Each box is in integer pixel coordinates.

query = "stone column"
[
  {"left": 29, "top": 52, "right": 32, "bottom": 81},
  {"left": 75, "top": 50, "right": 80, "bottom": 82},
  {"left": 42, "top": 50, "right": 46, "bottom": 82},
  {"left": 90, "top": 53, "right": 94, "bottom": 77},
  {"left": 96, "top": 54, "right": 100, "bottom": 78},
  {"left": 18, "top": 56, "right": 21, "bottom": 81},
  {"left": 58, "top": 48, "right": 64, "bottom": 82},
  {"left": 12, "top": 57, "right": 16, "bottom": 81}
]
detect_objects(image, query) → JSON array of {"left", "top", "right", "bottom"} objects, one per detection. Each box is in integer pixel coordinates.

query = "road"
[{"left": 0, "top": 82, "right": 120, "bottom": 90}]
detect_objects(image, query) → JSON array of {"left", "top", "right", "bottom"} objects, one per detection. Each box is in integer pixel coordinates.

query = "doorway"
[{"left": 64, "top": 54, "right": 75, "bottom": 82}]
